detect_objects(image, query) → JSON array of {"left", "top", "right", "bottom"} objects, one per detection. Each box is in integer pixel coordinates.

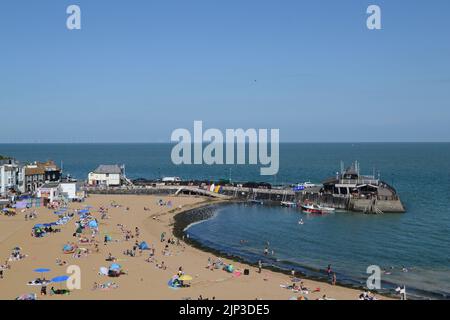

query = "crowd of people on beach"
[{"left": 1, "top": 196, "right": 406, "bottom": 301}]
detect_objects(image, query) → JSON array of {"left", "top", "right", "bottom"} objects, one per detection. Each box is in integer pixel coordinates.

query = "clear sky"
[{"left": 1, "top": 0, "right": 449, "bottom": 142}]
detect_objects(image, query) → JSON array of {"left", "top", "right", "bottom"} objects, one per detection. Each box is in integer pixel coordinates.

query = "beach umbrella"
[
  {"left": 109, "top": 263, "right": 121, "bottom": 271},
  {"left": 178, "top": 275, "right": 193, "bottom": 281},
  {"left": 51, "top": 275, "right": 70, "bottom": 290},
  {"left": 34, "top": 268, "right": 51, "bottom": 279},
  {"left": 51, "top": 275, "right": 69, "bottom": 283}
]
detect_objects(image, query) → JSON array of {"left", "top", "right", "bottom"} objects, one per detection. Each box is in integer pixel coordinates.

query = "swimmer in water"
[{"left": 298, "top": 219, "right": 304, "bottom": 225}]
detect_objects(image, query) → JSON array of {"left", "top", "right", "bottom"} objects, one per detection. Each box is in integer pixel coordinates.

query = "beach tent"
[
  {"left": 88, "top": 220, "right": 98, "bottom": 229},
  {"left": 99, "top": 267, "right": 109, "bottom": 276},
  {"left": 62, "top": 244, "right": 76, "bottom": 254},
  {"left": 138, "top": 241, "right": 150, "bottom": 250},
  {"left": 108, "top": 263, "right": 122, "bottom": 277},
  {"left": 168, "top": 277, "right": 181, "bottom": 288}
]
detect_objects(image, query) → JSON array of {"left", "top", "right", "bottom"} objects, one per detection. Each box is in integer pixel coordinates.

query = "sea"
[{"left": 1, "top": 143, "right": 449, "bottom": 299}]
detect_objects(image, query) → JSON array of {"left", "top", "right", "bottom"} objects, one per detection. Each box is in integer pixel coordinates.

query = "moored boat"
[{"left": 301, "top": 204, "right": 335, "bottom": 214}]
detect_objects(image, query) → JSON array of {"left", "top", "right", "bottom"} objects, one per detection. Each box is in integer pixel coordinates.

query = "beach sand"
[{"left": 0, "top": 194, "right": 389, "bottom": 300}]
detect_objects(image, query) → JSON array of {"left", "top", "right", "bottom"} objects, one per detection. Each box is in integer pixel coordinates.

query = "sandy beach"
[{"left": 0, "top": 194, "right": 389, "bottom": 300}]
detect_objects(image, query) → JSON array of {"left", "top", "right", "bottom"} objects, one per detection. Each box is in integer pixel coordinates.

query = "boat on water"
[
  {"left": 281, "top": 201, "right": 297, "bottom": 208},
  {"left": 301, "top": 204, "right": 335, "bottom": 214}
]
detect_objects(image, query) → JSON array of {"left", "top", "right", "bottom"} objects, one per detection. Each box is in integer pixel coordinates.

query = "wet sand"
[{"left": 0, "top": 194, "right": 389, "bottom": 300}]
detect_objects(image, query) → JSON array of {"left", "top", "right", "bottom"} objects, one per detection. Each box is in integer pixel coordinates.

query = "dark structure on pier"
[{"left": 319, "top": 161, "right": 404, "bottom": 213}]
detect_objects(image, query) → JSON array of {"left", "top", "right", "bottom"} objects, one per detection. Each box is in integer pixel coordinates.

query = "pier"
[
  {"left": 85, "top": 182, "right": 405, "bottom": 213},
  {"left": 84, "top": 161, "right": 406, "bottom": 214}
]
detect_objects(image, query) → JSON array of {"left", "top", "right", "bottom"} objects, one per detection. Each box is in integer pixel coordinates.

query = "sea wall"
[
  {"left": 374, "top": 200, "right": 406, "bottom": 213},
  {"left": 350, "top": 199, "right": 406, "bottom": 213}
]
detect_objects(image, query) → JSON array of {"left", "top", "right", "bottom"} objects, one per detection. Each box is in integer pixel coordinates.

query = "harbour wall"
[{"left": 86, "top": 185, "right": 405, "bottom": 213}]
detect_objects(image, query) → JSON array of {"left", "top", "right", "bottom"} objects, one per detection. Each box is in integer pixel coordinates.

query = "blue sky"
[{"left": 0, "top": 0, "right": 449, "bottom": 142}]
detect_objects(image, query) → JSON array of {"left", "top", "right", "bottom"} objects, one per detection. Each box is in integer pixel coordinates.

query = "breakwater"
[{"left": 86, "top": 184, "right": 405, "bottom": 213}]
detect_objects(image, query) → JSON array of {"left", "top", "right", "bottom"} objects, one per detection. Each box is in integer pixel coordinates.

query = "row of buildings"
[
  {"left": 0, "top": 158, "right": 61, "bottom": 196},
  {"left": 0, "top": 157, "right": 85, "bottom": 206}
]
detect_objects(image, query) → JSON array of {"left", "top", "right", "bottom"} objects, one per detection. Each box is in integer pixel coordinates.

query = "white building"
[
  {"left": 88, "top": 165, "right": 123, "bottom": 187},
  {"left": 37, "top": 182, "right": 60, "bottom": 203},
  {"left": 59, "top": 182, "right": 77, "bottom": 199},
  {"left": 0, "top": 159, "right": 24, "bottom": 198},
  {"left": 59, "top": 182, "right": 85, "bottom": 200}
]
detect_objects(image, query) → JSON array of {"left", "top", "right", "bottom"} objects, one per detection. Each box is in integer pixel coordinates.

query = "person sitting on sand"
[
  {"left": 55, "top": 258, "right": 67, "bottom": 266},
  {"left": 50, "top": 287, "right": 70, "bottom": 295},
  {"left": 156, "top": 261, "right": 167, "bottom": 270},
  {"left": 106, "top": 253, "right": 116, "bottom": 262}
]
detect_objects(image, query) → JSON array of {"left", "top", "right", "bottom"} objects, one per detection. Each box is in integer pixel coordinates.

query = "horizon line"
[{"left": 1, "top": 141, "right": 450, "bottom": 144}]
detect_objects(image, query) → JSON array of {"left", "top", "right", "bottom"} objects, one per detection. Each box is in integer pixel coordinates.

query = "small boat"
[
  {"left": 320, "top": 206, "right": 335, "bottom": 213},
  {"left": 301, "top": 204, "right": 335, "bottom": 214},
  {"left": 281, "top": 201, "right": 297, "bottom": 208}
]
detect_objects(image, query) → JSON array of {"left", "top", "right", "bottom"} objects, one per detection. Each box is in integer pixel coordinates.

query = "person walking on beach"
[
  {"left": 327, "top": 264, "right": 332, "bottom": 277},
  {"left": 396, "top": 285, "right": 407, "bottom": 300},
  {"left": 258, "top": 260, "right": 262, "bottom": 273},
  {"left": 41, "top": 285, "right": 47, "bottom": 296},
  {"left": 332, "top": 273, "right": 337, "bottom": 286}
]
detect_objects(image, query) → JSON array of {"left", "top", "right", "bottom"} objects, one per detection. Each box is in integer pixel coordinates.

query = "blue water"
[{"left": 1, "top": 143, "right": 450, "bottom": 298}]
